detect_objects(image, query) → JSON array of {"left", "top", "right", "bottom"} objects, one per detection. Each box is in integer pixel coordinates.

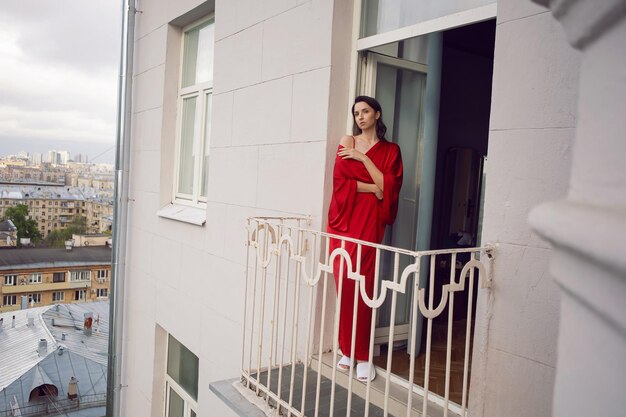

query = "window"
[
  {"left": 74, "top": 290, "right": 86, "bottom": 301},
  {"left": 28, "top": 293, "right": 41, "bottom": 304},
  {"left": 3, "top": 275, "right": 17, "bottom": 286},
  {"left": 96, "top": 288, "right": 108, "bottom": 298},
  {"left": 174, "top": 18, "right": 214, "bottom": 206},
  {"left": 97, "top": 269, "right": 108, "bottom": 280},
  {"left": 70, "top": 270, "right": 91, "bottom": 282},
  {"left": 53, "top": 272, "right": 66, "bottom": 282},
  {"left": 165, "top": 335, "right": 198, "bottom": 417},
  {"left": 29, "top": 273, "right": 42, "bottom": 284},
  {"left": 3, "top": 295, "right": 17, "bottom": 306},
  {"left": 52, "top": 291, "right": 65, "bottom": 302}
]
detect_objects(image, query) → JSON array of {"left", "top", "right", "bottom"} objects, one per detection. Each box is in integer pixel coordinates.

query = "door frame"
[
  {"left": 359, "top": 52, "right": 428, "bottom": 96},
  {"left": 359, "top": 51, "right": 428, "bottom": 346}
]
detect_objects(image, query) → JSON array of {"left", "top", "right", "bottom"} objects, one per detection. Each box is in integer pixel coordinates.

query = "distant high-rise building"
[
  {"left": 58, "top": 151, "right": 70, "bottom": 165},
  {"left": 74, "top": 153, "right": 89, "bottom": 164},
  {"left": 32, "top": 152, "right": 43, "bottom": 165},
  {"left": 46, "top": 150, "right": 58, "bottom": 164}
]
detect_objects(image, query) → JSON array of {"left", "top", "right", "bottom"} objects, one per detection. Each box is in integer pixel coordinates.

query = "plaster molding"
[
  {"left": 530, "top": 199, "right": 626, "bottom": 341},
  {"left": 529, "top": 199, "right": 626, "bottom": 277},
  {"left": 530, "top": 0, "right": 626, "bottom": 48}
]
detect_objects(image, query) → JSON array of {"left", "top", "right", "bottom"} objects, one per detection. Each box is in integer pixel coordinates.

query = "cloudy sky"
[{"left": 0, "top": 0, "right": 121, "bottom": 163}]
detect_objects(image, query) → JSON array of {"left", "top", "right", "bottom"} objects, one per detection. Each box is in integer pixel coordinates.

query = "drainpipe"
[{"left": 106, "top": 0, "right": 135, "bottom": 415}]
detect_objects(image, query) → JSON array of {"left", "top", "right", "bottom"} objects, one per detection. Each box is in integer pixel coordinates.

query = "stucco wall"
[
  {"left": 468, "top": 1, "right": 581, "bottom": 416},
  {"left": 120, "top": 0, "right": 348, "bottom": 415}
]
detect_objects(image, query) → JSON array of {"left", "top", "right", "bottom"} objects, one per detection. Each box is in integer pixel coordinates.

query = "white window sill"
[{"left": 156, "top": 203, "right": 206, "bottom": 226}]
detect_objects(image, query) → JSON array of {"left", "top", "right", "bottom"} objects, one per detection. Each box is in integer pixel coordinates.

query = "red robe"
[{"left": 327, "top": 139, "right": 403, "bottom": 361}]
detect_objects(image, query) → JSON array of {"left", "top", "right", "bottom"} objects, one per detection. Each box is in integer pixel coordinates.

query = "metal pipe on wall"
[{"left": 106, "top": 0, "right": 135, "bottom": 415}]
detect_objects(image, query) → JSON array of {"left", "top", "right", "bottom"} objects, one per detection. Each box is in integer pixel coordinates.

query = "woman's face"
[{"left": 353, "top": 101, "right": 379, "bottom": 132}]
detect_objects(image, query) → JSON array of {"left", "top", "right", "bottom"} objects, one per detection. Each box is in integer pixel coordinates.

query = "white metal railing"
[{"left": 241, "top": 216, "right": 494, "bottom": 417}]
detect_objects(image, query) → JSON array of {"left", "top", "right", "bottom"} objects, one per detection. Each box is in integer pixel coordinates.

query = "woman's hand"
[
  {"left": 338, "top": 147, "right": 367, "bottom": 162},
  {"left": 374, "top": 188, "right": 383, "bottom": 200}
]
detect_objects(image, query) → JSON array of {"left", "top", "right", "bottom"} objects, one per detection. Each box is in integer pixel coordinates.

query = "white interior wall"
[
  {"left": 468, "top": 1, "right": 581, "bottom": 416},
  {"left": 121, "top": 0, "right": 347, "bottom": 415}
]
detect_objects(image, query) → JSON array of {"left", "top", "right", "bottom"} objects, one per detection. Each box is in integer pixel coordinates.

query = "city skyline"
[{"left": 1, "top": 139, "right": 115, "bottom": 164}]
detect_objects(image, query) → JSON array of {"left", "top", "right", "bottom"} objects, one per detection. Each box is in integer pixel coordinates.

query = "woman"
[{"left": 327, "top": 96, "right": 403, "bottom": 381}]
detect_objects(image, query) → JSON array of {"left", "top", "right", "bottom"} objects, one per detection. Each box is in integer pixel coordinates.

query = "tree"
[
  {"left": 66, "top": 216, "right": 87, "bottom": 235},
  {"left": 42, "top": 216, "right": 88, "bottom": 248},
  {"left": 44, "top": 229, "right": 68, "bottom": 248},
  {"left": 2, "top": 204, "right": 42, "bottom": 245}
]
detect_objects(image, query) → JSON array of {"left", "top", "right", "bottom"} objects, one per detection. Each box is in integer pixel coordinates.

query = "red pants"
[{"left": 332, "top": 242, "right": 375, "bottom": 361}]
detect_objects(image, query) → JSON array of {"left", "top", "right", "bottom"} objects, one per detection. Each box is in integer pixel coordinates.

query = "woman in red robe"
[{"left": 327, "top": 96, "right": 403, "bottom": 381}]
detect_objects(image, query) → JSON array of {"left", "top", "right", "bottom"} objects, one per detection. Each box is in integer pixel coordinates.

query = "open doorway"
[{"left": 365, "top": 19, "right": 496, "bottom": 404}]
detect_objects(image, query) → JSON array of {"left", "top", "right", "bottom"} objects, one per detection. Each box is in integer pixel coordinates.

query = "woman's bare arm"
[{"left": 357, "top": 181, "right": 383, "bottom": 199}]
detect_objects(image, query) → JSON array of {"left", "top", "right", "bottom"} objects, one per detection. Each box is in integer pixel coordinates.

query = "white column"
[{"left": 529, "top": 0, "right": 626, "bottom": 416}]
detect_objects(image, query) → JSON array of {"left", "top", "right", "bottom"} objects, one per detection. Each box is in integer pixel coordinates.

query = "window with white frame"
[
  {"left": 28, "top": 293, "right": 41, "bottom": 304},
  {"left": 3, "top": 275, "right": 17, "bottom": 286},
  {"left": 70, "top": 270, "right": 91, "bottom": 282},
  {"left": 74, "top": 290, "right": 86, "bottom": 301},
  {"left": 96, "top": 288, "right": 108, "bottom": 298},
  {"left": 29, "top": 273, "right": 42, "bottom": 284},
  {"left": 165, "top": 335, "right": 198, "bottom": 417},
  {"left": 97, "top": 269, "right": 108, "bottom": 281},
  {"left": 52, "top": 291, "right": 65, "bottom": 302},
  {"left": 3, "top": 295, "right": 17, "bottom": 306},
  {"left": 174, "top": 17, "right": 214, "bottom": 206}
]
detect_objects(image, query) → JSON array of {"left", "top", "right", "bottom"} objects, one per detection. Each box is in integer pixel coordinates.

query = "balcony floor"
[
  {"left": 250, "top": 363, "right": 386, "bottom": 417},
  {"left": 373, "top": 318, "right": 473, "bottom": 406}
]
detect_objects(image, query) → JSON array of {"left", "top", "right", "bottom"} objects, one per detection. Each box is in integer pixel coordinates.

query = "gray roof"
[
  {"left": 0, "top": 220, "right": 16, "bottom": 232},
  {"left": 0, "top": 301, "right": 109, "bottom": 410},
  {"left": 0, "top": 247, "right": 111, "bottom": 271},
  {"left": 0, "top": 305, "right": 55, "bottom": 391},
  {"left": 0, "top": 185, "right": 85, "bottom": 201},
  {"left": 42, "top": 303, "right": 109, "bottom": 367},
  {"left": 0, "top": 351, "right": 107, "bottom": 414},
  {"left": 86, "top": 195, "right": 114, "bottom": 205}
]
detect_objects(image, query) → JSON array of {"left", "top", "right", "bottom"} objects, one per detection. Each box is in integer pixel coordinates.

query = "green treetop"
[{"left": 2, "top": 204, "right": 42, "bottom": 246}]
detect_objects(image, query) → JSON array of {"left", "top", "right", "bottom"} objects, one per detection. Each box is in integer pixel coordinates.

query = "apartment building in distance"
[
  {"left": 0, "top": 245, "right": 111, "bottom": 313},
  {"left": 76, "top": 175, "right": 116, "bottom": 203},
  {"left": 85, "top": 197, "right": 115, "bottom": 233},
  {"left": 77, "top": 175, "right": 115, "bottom": 193},
  {"left": 0, "top": 164, "right": 68, "bottom": 184},
  {"left": 0, "top": 184, "right": 86, "bottom": 238},
  {"left": 0, "top": 184, "right": 115, "bottom": 237}
]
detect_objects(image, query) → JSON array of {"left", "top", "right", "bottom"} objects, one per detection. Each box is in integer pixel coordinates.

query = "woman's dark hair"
[{"left": 352, "top": 95, "right": 388, "bottom": 140}]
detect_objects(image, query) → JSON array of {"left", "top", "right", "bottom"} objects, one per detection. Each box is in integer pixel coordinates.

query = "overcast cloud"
[{"left": 0, "top": 0, "right": 121, "bottom": 156}]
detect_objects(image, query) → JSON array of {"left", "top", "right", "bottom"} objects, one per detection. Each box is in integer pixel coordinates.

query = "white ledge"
[{"left": 156, "top": 203, "right": 206, "bottom": 226}]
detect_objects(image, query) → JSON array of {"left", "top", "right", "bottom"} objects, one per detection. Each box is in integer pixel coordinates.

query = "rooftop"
[
  {"left": 0, "top": 301, "right": 109, "bottom": 392},
  {"left": 0, "top": 184, "right": 85, "bottom": 201},
  {"left": 0, "top": 246, "right": 111, "bottom": 271},
  {"left": 0, "top": 220, "right": 16, "bottom": 232}
]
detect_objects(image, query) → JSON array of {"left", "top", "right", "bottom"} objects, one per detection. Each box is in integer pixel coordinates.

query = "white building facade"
[{"left": 117, "top": 0, "right": 624, "bottom": 416}]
